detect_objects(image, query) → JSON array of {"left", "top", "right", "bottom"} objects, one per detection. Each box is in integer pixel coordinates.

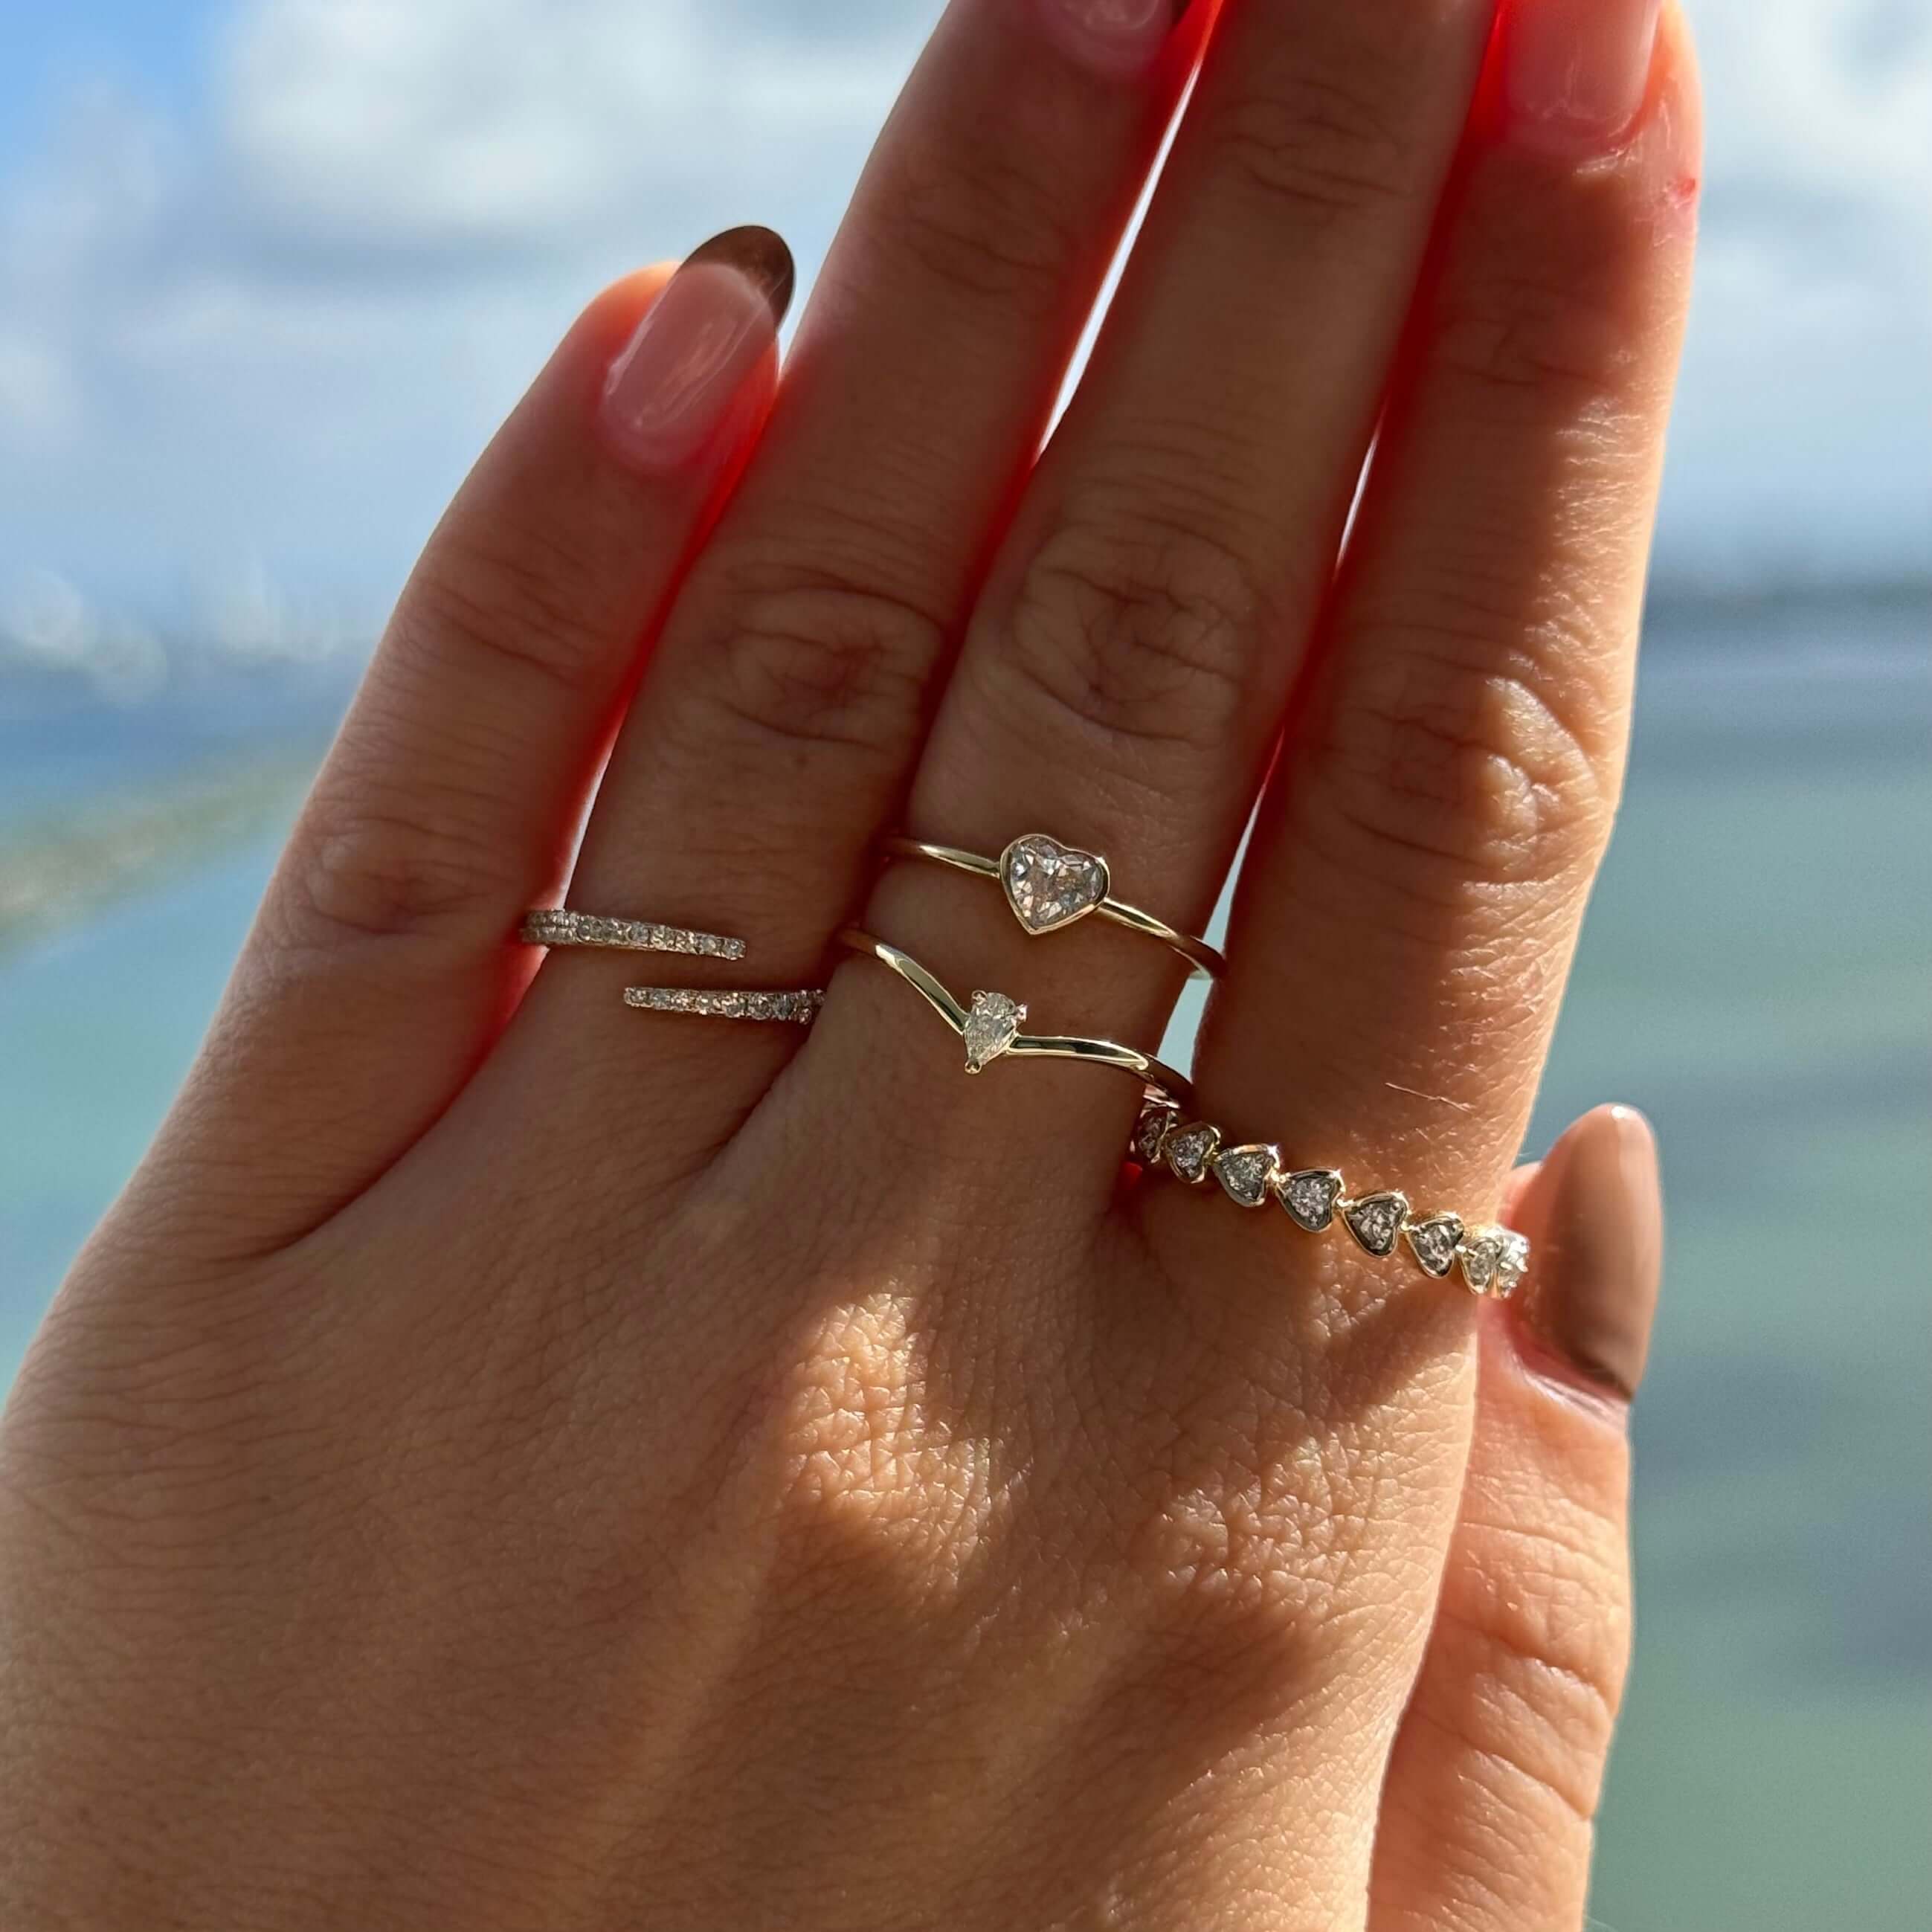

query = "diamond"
[
  {"left": 1493, "top": 1230, "right": 1530, "bottom": 1298},
  {"left": 1405, "top": 1213, "right": 1464, "bottom": 1279},
  {"left": 1164, "top": 1124, "right": 1220, "bottom": 1185},
  {"left": 1276, "top": 1168, "right": 1342, "bottom": 1233},
  {"left": 1342, "top": 1191, "right": 1409, "bottom": 1257},
  {"left": 1132, "top": 1105, "right": 1174, "bottom": 1165},
  {"left": 962, "top": 990, "right": 1025, "bottom": 1072},
  {"left": 999, "top": 834, "right": 1110, "bottom": 936},
  {"left": 1212, "top": 1144, "right": 1279, "bottom": 1208},
  {"left": 1457, "top": 1229, "right": 1502, "bottom": 1293}
]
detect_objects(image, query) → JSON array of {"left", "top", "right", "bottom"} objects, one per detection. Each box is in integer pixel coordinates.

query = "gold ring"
[
  {"left": 881, "top": 833, "right": 1225, "bottom": 979},
  {"left": 519, "top": 909, "right": 744, "bottom": 960},
  {"left": 623, "top": 985, "right": 822, "bottom": 1024},
  {"left": 838, "top": 929, "right": 1193, "bottom": 1110},
  {"left": 1130, "top": 1099, "right": 1530, "bottom": 1296}
]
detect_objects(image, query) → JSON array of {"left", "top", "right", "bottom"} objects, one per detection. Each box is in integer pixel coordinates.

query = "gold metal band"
[
  {"left": 623, "top": 985, "right": 822, "bottom": 1024},
  {"left": 519, "top": 909, "right": 745, "bottom": 960},
  {"left": 1130, "top": 1098, "right": 1530, "bottom": 1296},
  {"left": 881, "top": 833, "right": 1226, "bottom": 979},
  {"left": 838, "top": 929, "right": 1193, "bottom": 1110}
]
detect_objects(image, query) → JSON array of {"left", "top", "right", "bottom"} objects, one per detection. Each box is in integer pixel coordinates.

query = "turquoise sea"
[{"left": 2, "top": 591, "right": 1927, "bottom": 1928}]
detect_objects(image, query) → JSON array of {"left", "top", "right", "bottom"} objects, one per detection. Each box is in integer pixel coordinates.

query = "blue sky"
[{"left": 1, "top": 0, "right": 1927, "bottom": 659}]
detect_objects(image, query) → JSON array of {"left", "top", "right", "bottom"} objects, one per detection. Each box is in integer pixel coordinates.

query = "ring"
[
  {"left": 1130, "top": 1099, "right": 1530, "bottom": 1296},
  {"left": 519, "top": 909, "right": 746, "bottom": 960},
  {"left": 838, "top": 929, "right": 1193, "bottom": 1109},
  {"left": 624, "top": 985, "right": 822, "bottom": 1024},
  {"left": 881, "top": 833, "right": 1226, "bottom": 979}
]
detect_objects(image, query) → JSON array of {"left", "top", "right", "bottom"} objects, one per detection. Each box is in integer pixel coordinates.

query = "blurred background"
[{"left": 1, "top": 1, "right": 1925, "bottom": 1922}]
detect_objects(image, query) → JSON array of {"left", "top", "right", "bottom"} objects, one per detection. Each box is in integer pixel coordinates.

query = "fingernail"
[
  {"left": 598, "top": 225, "right": 793, "bottom": 472},
  {"left": 1502, "top": 0, "right": 1663, "bottom": 155},
  {"left": 1519, "top": 1106, "right": 1663, "bottom": 1402},
  {"left": 1033, "top": 0, "right": 1190, "bottom": 81}
]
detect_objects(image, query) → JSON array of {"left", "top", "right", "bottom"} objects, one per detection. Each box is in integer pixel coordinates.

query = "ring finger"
[{"left": 1173, "top": 1, "right": 1700, "bottom": 1317}]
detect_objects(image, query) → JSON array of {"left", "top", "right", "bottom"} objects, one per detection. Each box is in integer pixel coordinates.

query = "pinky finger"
[
  {"left": 112, "top": 232, "right": 790, "bottom": 1265},
  {"left": 1369, "top": 1106, "right": 1664, "bottom": 1932}
]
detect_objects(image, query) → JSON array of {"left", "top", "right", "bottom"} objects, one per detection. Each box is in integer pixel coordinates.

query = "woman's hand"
[{"left": 0, "top": 0, "right": 1696, "bottom": 1924}]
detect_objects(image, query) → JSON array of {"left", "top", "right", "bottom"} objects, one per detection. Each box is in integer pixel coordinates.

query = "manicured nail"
[
  {"left": 1519, "top": 1106, "right": 1663, "bottom": 1402},
  {"left": 1502, "top": 0, "right": 1663, "bottom": 155},
  {"left": 598, "top": 225, "right": 793, "bottom": 472},
  {"left": 1034, "top": 0, "right": 1189, "bottom": 81}
]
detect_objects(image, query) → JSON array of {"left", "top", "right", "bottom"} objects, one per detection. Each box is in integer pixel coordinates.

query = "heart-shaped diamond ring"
[{"left": 880, "top": 833, "right": 1226, "bottom": 979}]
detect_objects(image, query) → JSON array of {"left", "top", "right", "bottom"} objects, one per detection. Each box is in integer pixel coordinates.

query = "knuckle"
[
  {"left": 871, "top": 138, "right": 1080, "bottom": 309},
  {"left": 1307, "top": 622, "right": 1617, "bottom": 900},
  {"left": 1427, "top": 158, "right": 1679, "bottom": 409},
  {"left": 404, "top": 512, "right": 618, "bottom": 703},
  {"left": 985, "top": 512, "right": 1269, "bottom": 772},
  {"left": 289, "top": 770, "right": 513, "bottom": 949},
  {"left": 1429, "top": 263, "right": 1648, "bottom": 410},
  {"left": 681, "top": 553, "right": 941, "bottom": 769},
  {"left": 1422, "top": 1530, "right": 1632, "bottom": 1825},
  {"left": 1205, "top": 56, "right": 1422, "bottom": 229},
  {"left": 765, "top": 1294, "right": 987, "bottom": 1610}
]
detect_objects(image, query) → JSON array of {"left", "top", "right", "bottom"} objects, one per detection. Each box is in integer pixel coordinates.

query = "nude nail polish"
[
  {"left": 1034, "top": 0, "right": 1189, "bottom": 81},
  {"left": 1521, "top": 1106, "right": 1664, "bottom": 1401},
  {"left": 598, "top": 225, "right": 793, "bottom": 473},
  {"left": 1503, "top": 0, "right": 1663, "bottom": 155}
]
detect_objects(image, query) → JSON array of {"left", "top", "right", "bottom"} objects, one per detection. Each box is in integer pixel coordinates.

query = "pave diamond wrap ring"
[
  {"left": 881, "top": 833, "right": 1226, "bottom": 979},
  {"left": 1131, "top": 1098, "right": 1530, "bottom": 1295},
  {"left": 839, "top": 929, "right": 1193, "bottom": 1109},
  {"left": 521, "top": 908, "right": 822, "bottom": 1023}
]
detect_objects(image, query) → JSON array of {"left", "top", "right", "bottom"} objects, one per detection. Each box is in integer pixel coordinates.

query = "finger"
[
  {"left": 1194, "top": 4, "right": 1701, "bottom": 1243},
  {"left": 516, "top": 0, "right": 1206, "bottom": 1135},
  {"left": 848, "top": 0, "right": 1496, "bottom": 1157},
  {"left": 1370, "top": 1104, "right": 1664, "bottom": 1931},
  {"left": 120, "top": 241, "right": 788, "bottom": 1260}
]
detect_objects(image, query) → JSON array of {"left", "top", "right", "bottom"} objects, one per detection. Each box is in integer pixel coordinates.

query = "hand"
[{"left": 0, "top": 0, "right": 1697, "bottom": 1924}]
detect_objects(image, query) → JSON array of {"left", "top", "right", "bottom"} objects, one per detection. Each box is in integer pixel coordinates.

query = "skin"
[{"left": 0, "top": 0, "right": 1698, "bottom": 1925}]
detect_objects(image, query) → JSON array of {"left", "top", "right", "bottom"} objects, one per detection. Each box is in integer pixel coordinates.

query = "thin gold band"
[
  {"left": 519, "top": 909, "right": 745, "bottom": 960},
  {"left": 881, "top": 834, "right": 1225, "bottom": 979},
  {"left": 837, "top": 929, "right": 1193, "bottom": 1111}
]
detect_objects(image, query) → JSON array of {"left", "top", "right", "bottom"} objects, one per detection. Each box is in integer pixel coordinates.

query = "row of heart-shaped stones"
[{"left": 1131, "top": 1104, "right": 1527, "bottom": 1296}]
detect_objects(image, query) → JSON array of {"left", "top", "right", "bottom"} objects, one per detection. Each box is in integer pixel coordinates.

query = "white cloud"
[{"left": 0, "top": 0, "right": 1925, "bottom": 628}]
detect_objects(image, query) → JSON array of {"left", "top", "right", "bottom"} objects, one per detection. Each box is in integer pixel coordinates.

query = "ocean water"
[{"left": 1, "top": 596, "right": 1927, "bottom": 1927}]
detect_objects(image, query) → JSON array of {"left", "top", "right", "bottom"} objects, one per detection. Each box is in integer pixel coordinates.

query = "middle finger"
[{"left": 845, "top": 0, "right": 1498, "bottom": 1178}]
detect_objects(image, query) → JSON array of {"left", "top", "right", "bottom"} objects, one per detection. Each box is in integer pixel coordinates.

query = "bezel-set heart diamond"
[
  {"left": 1493, "top": 1230, "right": 1530, "bottom": 1298},
  {"left": 1211, "top": 1144, "right": 1280, "bottom": 1209},
  {"left": 999, "top": 834, "right": 1111, "bottom": 937},
  {"left": 1405, "top": 1213, "right": 1464, "bottom": 1280},
  {"left": 1164, "top": 1124, "right": 1220, "bottom": 1185},
  {"left": 961, "top": 990, "right": 1025, "bottom": 1073},
  {"left": 1342, "top": 1191, "right": 1410, "bottom": 1257},
  {"left": 1458, "top": 1229, "right": 1502, "bottom": 1293},
  {"left": 1275, "top": 1168, "right": 1343, "bottom": 1233},
  {"left": 1132, "top": 1104, "right": 1176, "bottom": 1167}
]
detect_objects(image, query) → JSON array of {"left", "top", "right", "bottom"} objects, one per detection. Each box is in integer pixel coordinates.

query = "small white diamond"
[
  {"left": 1457, "top": 1229, "right": 1502, "bottom": 1293},
  {"left": 1000, "top": 834, "right": 1110, "bottom": 936},
  {"left": 962, "top": 990, "right": 1025, "bottom": 1072},
  {"left": 1494, "top": 1231, "right": 1530, "bottom": 1298},
  {"left": 1343, "top": 1191, "right": 1409, "bottom": 1256},
  {"left": 1405, "top": 1214, "right": 1464, "bottom": 1279},
  {"left": 1213, "top": 1144, "right": 1279, "bottom": 1208},
  {"left": 1165, "top": 1124, "right": 1220, "bottom": 1184},
  {"left": 1278, "top": 1169, "right": 1342, "bottom": 1233},
  {"left": 1133, "top": 1107, "right": 1173, "bottom": 1165}
]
